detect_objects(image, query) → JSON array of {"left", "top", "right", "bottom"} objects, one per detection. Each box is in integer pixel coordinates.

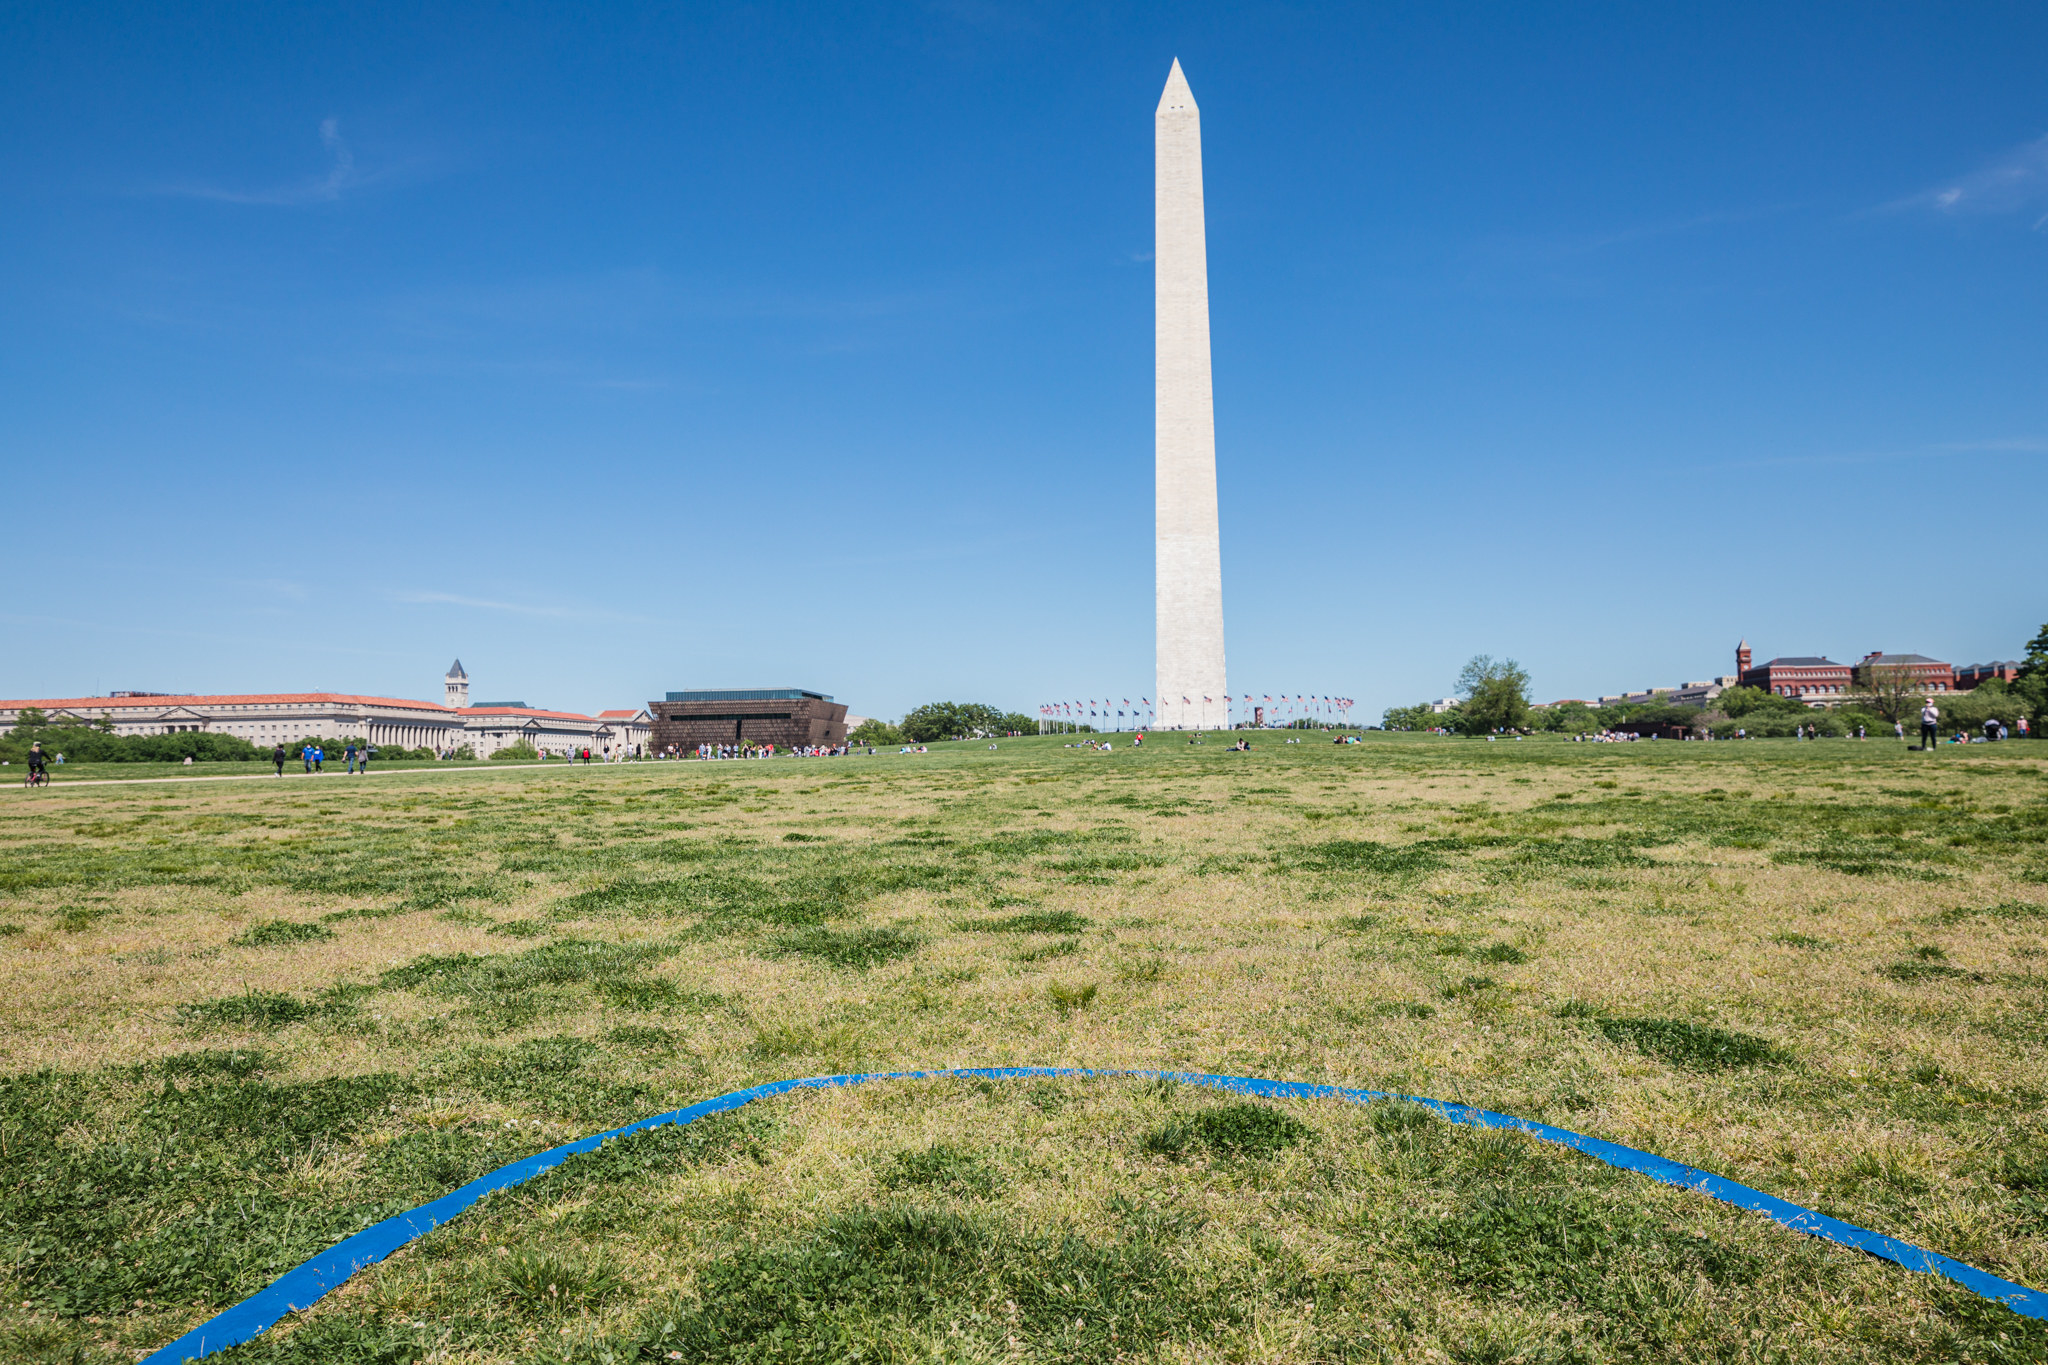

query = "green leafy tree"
[
  {"left": 848, "top": 718, "right": 905, "bottom": 746},
  {"left": 1453, "top": 656, "right": 1530, "bottom": 734},
  {"left": 1381, "top": 703, "right": 1441, "bottom": 732},
  {"left": 1714, "top": 686, "right": 1808, "bottom": 720},
  {"left": 2015, "top": 622, "right": 2048, "bottom": 722},
  {"left": 1533, "top": 702, "right": 1597, "bottom": 734},
  {"left": 899, "top": 702, "right": 1016, "bottom": 743}
]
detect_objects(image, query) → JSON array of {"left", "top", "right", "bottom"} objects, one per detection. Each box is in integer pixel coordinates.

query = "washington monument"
[{"left": 1154, "top": 59, "right": 1227, "bottom": 732}]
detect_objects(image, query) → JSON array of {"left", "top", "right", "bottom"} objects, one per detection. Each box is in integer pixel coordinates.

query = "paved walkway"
[{"left": 1, "top": 762, "right": 613, "bottom": 792}]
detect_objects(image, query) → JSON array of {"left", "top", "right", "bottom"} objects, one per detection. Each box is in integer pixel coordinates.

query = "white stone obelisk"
[{"left": 1155, "top": 59, "right": 1227, "bottom": 732}]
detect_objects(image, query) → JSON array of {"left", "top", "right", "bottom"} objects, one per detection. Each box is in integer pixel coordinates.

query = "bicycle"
[{"left": 23, "top": 768, "right": 49, "bottom": 788}]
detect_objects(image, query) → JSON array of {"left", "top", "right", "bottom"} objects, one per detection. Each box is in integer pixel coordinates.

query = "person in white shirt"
[{"left": 1919, "top": 700, "right": 1939, "bottom": 751}]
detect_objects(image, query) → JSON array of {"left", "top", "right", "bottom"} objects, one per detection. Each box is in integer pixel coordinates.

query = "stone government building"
[
  {"left": 649, "top": 689, "right": 848, "bottom": 752},
  {"left": 0, "top": 661, "right": 651, "bottom": 760}
]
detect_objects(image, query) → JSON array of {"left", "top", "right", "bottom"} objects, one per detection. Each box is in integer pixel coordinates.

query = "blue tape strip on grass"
[{"left": 138, "top": 1066, "right": 2048, "bottom": 1362}]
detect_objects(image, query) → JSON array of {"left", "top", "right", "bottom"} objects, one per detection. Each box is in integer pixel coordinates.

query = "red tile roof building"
[{"left": 0, "top": 662, "right": 651, "bottom": 758}]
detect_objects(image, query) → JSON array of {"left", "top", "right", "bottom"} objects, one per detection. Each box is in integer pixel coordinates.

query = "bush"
[
  {"left": 1715, "top": 686, "right": 1809, "bottom": 720},
  {"left": 1925, "top": 682, "right": 2032, "bottom": 732},
  {"left": 490, "top": 742, "right": 541, "bottom": 762},
  {"left": 0, "top": 712, "right": 266, "bottom": 765}
]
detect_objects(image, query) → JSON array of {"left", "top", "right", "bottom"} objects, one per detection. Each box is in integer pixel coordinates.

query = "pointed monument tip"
[{"left": 1158, "top": 57, "right": 1196, "bottom": 113}]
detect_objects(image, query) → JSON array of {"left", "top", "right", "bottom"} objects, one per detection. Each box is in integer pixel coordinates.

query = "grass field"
[{"left": 3, "top": 732, "right": 2046, "bottom": 1363}]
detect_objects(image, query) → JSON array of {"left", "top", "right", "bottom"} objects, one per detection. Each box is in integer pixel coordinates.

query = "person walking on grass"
[
  {"left": 1920, "top": 699, "right": 1940, "bottom": 751},
  {"left": 345, "top": 741, "right": 358, "bottom": 774},
  {"left": 272, "top": 743, "right": 285, "bottom": 776},
  {"left": 314, "top": 744, "right": 325, "bottom": 773},
  {"left": 301, "top": 744, "right": 312, "bottom": 773}
]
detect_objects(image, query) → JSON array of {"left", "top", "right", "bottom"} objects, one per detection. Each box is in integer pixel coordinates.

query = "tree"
[
  {"left": 2015, "top": 622, "right": 2048, "bottom": 721},
  {"left": 1714, "top": 686, "right": 1807, "bottom": 720},
  {"left": 1532, "top": 701, "right": 1597, "bottom": 735},
  {"left": 848, "top": 718, "right": 905, "bottom": 746},
  {"left": 1381, "top": 703, "right": 1440, "bottom": 732},
  {"left": 1853, "top": 660, "right": 1927, "bottom": 725},
  {"left": 898, "top": 702, "right": 1015, "bottom": 743},
  {"left": 1453, "top": 655, "right": 1530, "bottom": 733}
]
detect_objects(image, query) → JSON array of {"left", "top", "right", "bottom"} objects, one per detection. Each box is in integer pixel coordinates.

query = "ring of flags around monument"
[{"left": 1036, "top": 694, "right": 1355, "bottom": 729}]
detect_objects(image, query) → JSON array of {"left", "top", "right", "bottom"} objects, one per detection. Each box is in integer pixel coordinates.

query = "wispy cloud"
[
  {"left": 155, "top": 118, "right": 382, "bottom": 206},
  {"left": 390, "top": 589, "right": 651, "bottom": 625},
  {"left": 1888, "top": 133, "right": 2048, "bottom": 227}
]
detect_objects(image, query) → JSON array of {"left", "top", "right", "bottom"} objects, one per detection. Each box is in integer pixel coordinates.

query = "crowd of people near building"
[{"left": 671, "top": 742, "right": 858, "bottom": 760}]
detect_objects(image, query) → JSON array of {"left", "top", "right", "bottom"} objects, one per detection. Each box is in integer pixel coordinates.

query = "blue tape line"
[{"left": 138, "top": 1066, "right": 2047, "bottom": 1362}]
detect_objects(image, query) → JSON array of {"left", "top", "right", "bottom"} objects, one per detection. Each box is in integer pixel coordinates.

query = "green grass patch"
[
  {"left": 770, "top": 925, "right": 922, "bottom": 970},
  {"left": 229, "top": 918, "right": 334, "bottom": 948},
  {"left": 955, "top": 909, "right": 1091, "bottom": 934},
  {"left": 1589, "top": 1016, "right": 1791, "bottom": 1069}
]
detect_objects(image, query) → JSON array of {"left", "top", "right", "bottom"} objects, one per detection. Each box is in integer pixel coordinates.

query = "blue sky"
[{"left": 3, "top": 2, "right": 2043, "bottom": 721}]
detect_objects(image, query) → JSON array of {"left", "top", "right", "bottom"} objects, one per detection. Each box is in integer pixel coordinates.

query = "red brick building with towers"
[
  {"left": 1729, "top": 641, "right": 1956, "bottom": 705},
  {"left": 1740, "top": 654, "right": 1853, "bottom": 701},
  {"left": 1856, "top": 652, "right": 1955, "bottom": 693}
]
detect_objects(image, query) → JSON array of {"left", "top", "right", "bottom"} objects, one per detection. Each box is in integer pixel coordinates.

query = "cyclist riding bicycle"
[{"left": 26, "top": 742, "right": 49, "bottom": 786}]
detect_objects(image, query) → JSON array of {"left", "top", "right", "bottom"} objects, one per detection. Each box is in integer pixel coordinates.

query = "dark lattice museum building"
[{"left": 649, "top": 689, "right": 849, "bottom": 751}]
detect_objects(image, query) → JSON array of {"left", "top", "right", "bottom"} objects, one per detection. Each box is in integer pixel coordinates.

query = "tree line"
[
  {"left": 1384, "top": 626, "right": 2048, "bottom": 738},
  {"left": 848, "top": 701, "right": 1041, "bottom": 746},
  {"left": 0, "top": 710, "right": 436, "bottom": 765}
]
